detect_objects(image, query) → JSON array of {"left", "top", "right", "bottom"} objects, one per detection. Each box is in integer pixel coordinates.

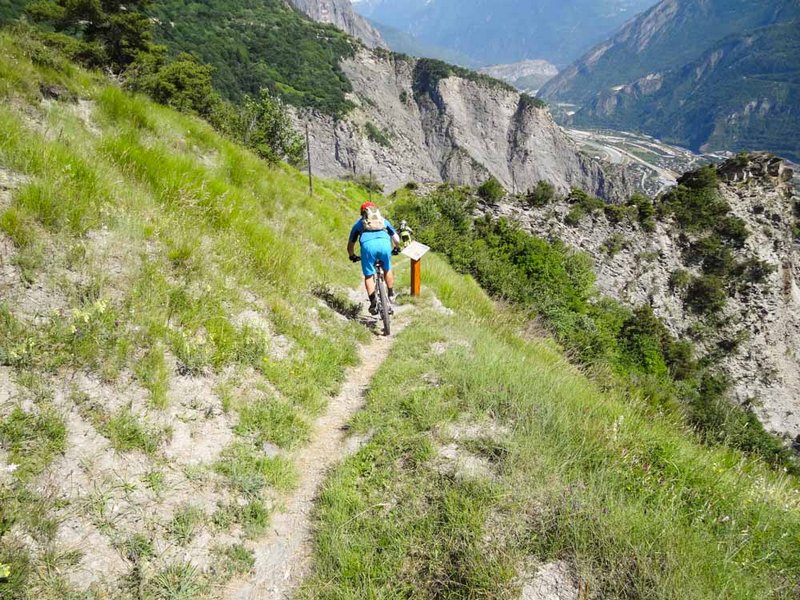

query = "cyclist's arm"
[{"left": 347, "top": 221, "right": 362, "bottom": 257}]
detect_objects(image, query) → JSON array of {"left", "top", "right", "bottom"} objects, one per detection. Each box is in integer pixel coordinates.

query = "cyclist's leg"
[
  {"left": 375, "top": 243, "right": 395, "bottom": 298},
  {"left": 364, "top": 275, "right": 376, "bottom": 295},
  {"left": 361, "top": 241, "right": 378, "bottom": 296}
]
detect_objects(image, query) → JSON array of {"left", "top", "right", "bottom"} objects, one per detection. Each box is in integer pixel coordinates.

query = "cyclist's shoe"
[{"left": 368, "top": 300, "right": 379, "bottom": 315}]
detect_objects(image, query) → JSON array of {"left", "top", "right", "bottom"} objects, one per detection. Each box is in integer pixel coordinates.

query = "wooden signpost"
[{"left": 401, "top": 241, "right": 430, "bottom": 297}]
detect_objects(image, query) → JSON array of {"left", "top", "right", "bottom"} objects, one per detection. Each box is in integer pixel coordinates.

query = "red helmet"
[{"left": 360, "top": 201, "right": 376, "bottom": 213}]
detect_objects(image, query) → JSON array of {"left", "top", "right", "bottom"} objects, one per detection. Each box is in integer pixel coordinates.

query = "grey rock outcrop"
[
  {"left": 299, "top": 51, "right": 632, "bottom": 200},
  {"left": 479, "top": 154, "right": 800, "bottom": 442},
  {"left": 288, "top": 0, "right": 386, "bottom": 49}
]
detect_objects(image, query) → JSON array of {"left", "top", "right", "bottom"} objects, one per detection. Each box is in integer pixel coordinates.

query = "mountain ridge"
[{"left": 540, "top": 0, "right": 800, "bottom": 161}]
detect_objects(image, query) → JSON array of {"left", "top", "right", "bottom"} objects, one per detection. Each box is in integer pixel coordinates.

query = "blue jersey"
[{"left": 349, "top": 218, "right": 397, "bottom": 246}]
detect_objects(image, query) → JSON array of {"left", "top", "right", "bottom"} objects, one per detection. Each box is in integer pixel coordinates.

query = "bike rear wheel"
[{"left": 377, "top": 271, "right": 391, "bottom": 336}]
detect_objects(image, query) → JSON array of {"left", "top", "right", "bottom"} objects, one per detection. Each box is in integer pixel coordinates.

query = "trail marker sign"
[{"left": 401, "top": 241, "right": 430, "bottom": 297}]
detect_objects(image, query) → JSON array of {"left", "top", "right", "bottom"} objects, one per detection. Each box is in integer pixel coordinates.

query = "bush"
[
  {"left": 128, "top": 51, "right": 218, "bottom": 116},
  {"left": 603, "top": 203, "right": 631, "bottom": 224},
  {"left": 627, "top": 193, "right": 656, "bottom": 231},
  {"left": 668, "top": 269, "right": 691, "bottom": 292},
  {"left": 685, "top": 275, "right": 727, "bottom": 315},
  {"left": 231, "top": 91, "right": 305, "bottom": 165},
  {"left": 601, "top": 233, "right": 627, "bottom": 256},
  {"left": 364, "top": 122, "right": 391, "bottom": 147},
  {"left": 477, "top": 177, "right": 505, "bottom": 202},
  {"left": 525, "top": 180, "right": 555, "bottom": 207}
]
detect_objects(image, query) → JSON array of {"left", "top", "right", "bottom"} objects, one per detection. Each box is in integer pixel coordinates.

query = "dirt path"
[{"left": 229, "top": 310, "right": 408, "bottom": 599}]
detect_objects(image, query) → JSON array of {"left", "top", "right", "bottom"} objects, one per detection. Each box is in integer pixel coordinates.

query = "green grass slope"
[
  {"left": 300, "top": 257, "right": 800, "bottom": 599},
  {"left": 0, "top": 31, "right": 376, "bottom": 597}
]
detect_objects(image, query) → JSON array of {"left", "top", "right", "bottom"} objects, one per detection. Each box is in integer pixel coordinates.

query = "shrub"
[
  {"left": 525, "top": 180, "right": 555, "bottom": 207},
  {"left": 231, "top": 91, "right": 305, "bottom": 165},
  {"left": 601, "top": 233, "right": 627, "bottom": 256},
  {"left": 603, "top": 203, "right": 630, "bottom": 224},
  {"left": 127, "top": 51, "right": 218, "bottom": 116},
  {"left": 627, "top": 193, "right": 656, "bottom": 232},
  {"left": 27, "top": 0, "right": 155, "bottom": 72},
  {"left": 685, "top": 275, "right": 727, "bottom": 315},
  {"left": 668, "top": 269, "right": 691, "bottom": 292},
  {"left": 477, "top": 177, "right": 505, "bottom": 203},
  {"left": 364, "top": 122, "right": 391, "bottom": 147}
]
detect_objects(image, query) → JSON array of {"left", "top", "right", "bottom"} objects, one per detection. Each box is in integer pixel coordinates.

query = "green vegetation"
[
  {"left": 657, "top": 163, "right": 773, "bottom": 315},
  {"left": 391, "top": 184, "right": 799, "bottom": 473},
  {"left": 301, "top": 269, "right": 800, "bottom": 598},
  {"left": 567, "top": 17, "right": 800, "bottom": 161},
  {"left": 524, "top": 180, "right": 555, "bottom": 207},
  {"left": 150, "top": 0, "right": 357, "bottom": 114},
  {"left": 26, "top": 0, "right": 155, "bottom": 72},
  {"left": 0, "top": 405, "right": 66, "bottom": 481},
  {"left": 364, "top": 121, "right": 392, "bottom": 147},
  {"left": 167, "top": 505, "right": 206, "bottom": 546},
  {"left": 0, "top": 29, "right": 371, "bottom": 595},
  {"left": 210, "top": 543, "right": 255, "bottom": 581},
  {"left": 476, "top": 176, "right": 505, "bottom": 202},
  {"left": 411, "top": 57, "right": 517, "bottom": 101}
]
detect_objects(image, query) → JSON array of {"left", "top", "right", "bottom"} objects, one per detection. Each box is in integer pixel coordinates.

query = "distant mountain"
[
  {"left": 540, "top": 0, "right": 800, "bottom": 103},
  {"left": 540, "top": 0, "right": 800, "bottom": 161},
  {"left": 352, "top": 0, "right": 658, "bottom": 66},
  {"left": 288, "top": 0, "right": 386, "bottom": 48}
]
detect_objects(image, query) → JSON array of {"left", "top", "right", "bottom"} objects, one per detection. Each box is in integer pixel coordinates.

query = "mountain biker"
[{"left": 347, "top": 201, "right": 401, "bottom": 315}]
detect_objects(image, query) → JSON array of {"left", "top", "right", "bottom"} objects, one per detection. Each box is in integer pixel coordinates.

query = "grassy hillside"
[
  {"left": 299, "top": 254, "right": 800, "bottom": 598},
  {"left": 1, "top": 29, "right": 800, "bottom": 600},
  {"left": 0, "top": 31, "right": 375, "bottom": 597}
]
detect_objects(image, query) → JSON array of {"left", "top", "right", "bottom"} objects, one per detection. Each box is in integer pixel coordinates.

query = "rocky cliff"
[
  {"left": 299, "top": 51, "right": 633, "bottom": 200},
  {"left": 479, "top": 154, "right": 800, "bottom": 443},
  {"left": 288, "top": 0, "right": 386, "bottom": 48}
]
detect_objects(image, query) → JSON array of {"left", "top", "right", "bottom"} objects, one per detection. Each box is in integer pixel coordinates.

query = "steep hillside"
[
  {"left": 540, "top": 0, "right": 800, "bottom": 103},
  {"left": 0, "top": 31, "right": 374, "bottom": 597},
  {"left": 479, "top": 154, "right": 800, "bottom": 442},
  {"left": 573, "top": 20, "right": 800, "bottom": 162},
  {"left": 150, "top": 0, "right": 359, "bottom": 112},
  {"left": 2, "top": 31, "right": 800, "bottom": 600},
  {"left": 287, "top": 0, "right": 386, "bottom": 49},
  {"left": 353, "top": 0, "right": 657, "bottom": 66},
  {"left": 301, "top": 52, "right": 633, "bottom": 199}
]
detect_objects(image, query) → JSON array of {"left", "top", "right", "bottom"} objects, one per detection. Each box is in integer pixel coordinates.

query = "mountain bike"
[{"left": 353, "top": 256, "right": 392, "bottom": 336}]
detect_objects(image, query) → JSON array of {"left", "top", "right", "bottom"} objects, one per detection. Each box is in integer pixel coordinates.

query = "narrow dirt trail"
[{"left": 229, "top": 311, "right": 408, "bottom": 599}]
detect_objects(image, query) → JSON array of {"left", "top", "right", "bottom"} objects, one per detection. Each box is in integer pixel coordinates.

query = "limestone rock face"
[
  {"left": 299, "top": 51, "right": 632, "bottom": 200},
  {"left": 287, "top": 0, "right": 386, "bottom": 49},
  {"left": 479, "top": 153, "right": 800, "bottom": 443}
]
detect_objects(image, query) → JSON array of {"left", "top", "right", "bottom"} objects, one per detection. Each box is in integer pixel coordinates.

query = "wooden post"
[
  {"left": 306, "top": 122, "right": 313, "bottom": 197},
  {"left": 410, "top": 259, "right": 421, "bottom": 297}
]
